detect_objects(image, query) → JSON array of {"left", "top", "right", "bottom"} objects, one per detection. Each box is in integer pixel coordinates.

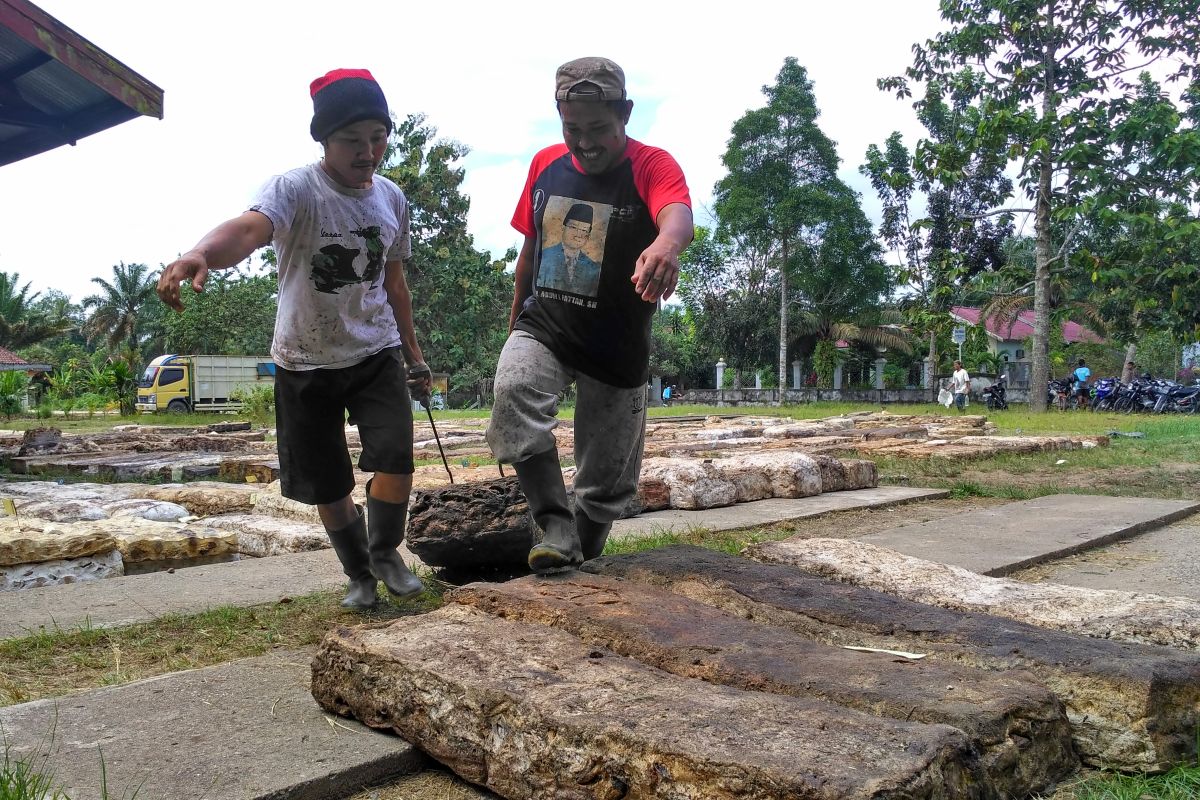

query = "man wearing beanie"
[
  {"left": 157, "top": 68, "right": 431, "bottom": 609},
  {"left": 486, "top": 57, "right": 693, "bottom": 574}
]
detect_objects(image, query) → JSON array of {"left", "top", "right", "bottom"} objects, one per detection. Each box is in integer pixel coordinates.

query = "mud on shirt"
[
  {"left": 511, "top": 139, "right": 691, "bottom": 388},
  {"left": 250, "top": 163, "right": 410, "bottom": 370}
]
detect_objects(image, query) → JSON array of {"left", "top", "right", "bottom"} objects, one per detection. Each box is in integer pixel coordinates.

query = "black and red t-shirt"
[{"left": 511, "top": 138, "right": 691, "bottom": 388}]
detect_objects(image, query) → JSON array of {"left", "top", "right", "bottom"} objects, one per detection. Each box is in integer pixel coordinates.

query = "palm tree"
[
  {"left": 0, "top": 271, "right": 73, "bottom": 349},
  {"left": 971, "top": 238, "right": 1108, "bottom": 365},
  {"left": 82, "top": 263, "right": 157, "bottom": 359},
  {"left": 794, "top": 307, "right": 914, "bottom": 356}
]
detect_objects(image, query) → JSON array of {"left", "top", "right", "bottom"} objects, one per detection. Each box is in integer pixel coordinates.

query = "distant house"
[
  {"left": 0, "top": 346, "right": 50, "bottom": 373},
  {"left": 950, "top": 306, "right": 1104, "bottom": 363}
]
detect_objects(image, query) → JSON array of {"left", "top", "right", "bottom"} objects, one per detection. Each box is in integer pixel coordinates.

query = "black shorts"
[{"left": 274, "top": 347, "right": 414, "bottom": 505}]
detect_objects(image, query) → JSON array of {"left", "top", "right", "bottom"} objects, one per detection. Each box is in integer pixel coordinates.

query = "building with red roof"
[
  {"left": 0, "top": 345, "right": 50, "bottom": 373},
  {"left": 950, "top": 306, "right": 1104, "bottom": 364}
]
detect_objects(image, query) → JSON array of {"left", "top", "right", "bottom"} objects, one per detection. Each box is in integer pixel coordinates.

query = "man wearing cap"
[
  {"left": 487, "top": 57, "right": 693, "bottom": 574},
  {"left": 157, "top": 69, "right": 430, "bottom": 609}
]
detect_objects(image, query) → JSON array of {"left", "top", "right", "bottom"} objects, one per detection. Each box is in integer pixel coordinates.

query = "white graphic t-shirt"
[{"left": 250, "top": 163, "right": 410, "bottom": 370}]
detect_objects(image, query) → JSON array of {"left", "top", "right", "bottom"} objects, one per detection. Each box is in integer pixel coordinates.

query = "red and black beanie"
[{"left": 309, "top": 68, "right": 393, "bottom": 142}]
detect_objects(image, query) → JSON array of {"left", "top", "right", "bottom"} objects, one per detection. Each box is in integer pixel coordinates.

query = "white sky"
[{"left": 1, "top": 0, "right": 945, "bottom": 303}]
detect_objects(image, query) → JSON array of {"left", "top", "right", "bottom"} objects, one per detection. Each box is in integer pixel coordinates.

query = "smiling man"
[
  {"left": 156, "top": 69, "right": 431, "bottom": 609},
  {"left": 486, "top": 57, "right": 694, "bottom": 574}
]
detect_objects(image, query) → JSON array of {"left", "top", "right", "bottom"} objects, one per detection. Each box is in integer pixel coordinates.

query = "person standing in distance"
[
  {"left": 950, "top": 360, "right": 971, "bottom": 413},
  {"left": 487, "top": 57, "right": 693, "bottom": 574},
  {"left": 157, "top": 69, "right": 431, "bottom": 609},
  {"left": 1073, "top": 357, "right": 1091, "bottom": 408}
]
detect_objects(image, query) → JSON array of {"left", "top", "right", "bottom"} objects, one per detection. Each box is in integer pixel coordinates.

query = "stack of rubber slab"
[{"left": 312, "top": 543, "right": 1200, "bottom": 798}]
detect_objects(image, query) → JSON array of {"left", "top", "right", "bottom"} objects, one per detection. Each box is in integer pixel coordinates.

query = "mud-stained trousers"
[{"left": 486, "top": 330, "right": 647, "bottom": 524}]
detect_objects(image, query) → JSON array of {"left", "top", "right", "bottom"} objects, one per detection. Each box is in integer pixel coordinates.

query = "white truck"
[{"left": 135, "top": 354, "right": 275, "bottom": 413}]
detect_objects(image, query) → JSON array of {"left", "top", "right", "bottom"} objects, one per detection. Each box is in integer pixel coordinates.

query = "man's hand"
[
  {"left": 406, "top": 362, "right": 432, "bottom": 404},
  {"left": 158, "top": 253, "right": 209, "bottom": 312},
  {"left": 631, "top": 238, "right": 680, "bottom": 303}
]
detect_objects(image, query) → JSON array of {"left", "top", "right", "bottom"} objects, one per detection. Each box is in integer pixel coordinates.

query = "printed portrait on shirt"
[{"left": 537, "top": 197, "right": 610, "bottom": 299}]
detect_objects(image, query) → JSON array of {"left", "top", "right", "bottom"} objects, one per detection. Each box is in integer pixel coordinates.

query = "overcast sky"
[{"left": 2, "top": 0, "right": 946, "bottom": 304}]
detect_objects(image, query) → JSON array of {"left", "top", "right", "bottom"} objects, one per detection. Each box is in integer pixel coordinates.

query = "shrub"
[
  {"left": 0, "top": 371, "right": 26, "bottom": 419},
  {"left": 232, "top": 385, "right": 276, "bottom": 425}
]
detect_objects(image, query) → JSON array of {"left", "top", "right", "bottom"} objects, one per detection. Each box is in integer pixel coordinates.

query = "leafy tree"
[
  {"left": 0, "top": 272, "right": 73, "bottom": 350},
  {"left": 379, "top": 114, "right": 514, "bottom": 401},
  {"left": 861, "top": 75, "right": 1013, "bottom": 372},
  {"left": 715, "top": 58, "right": 888, "bottom": 391},
  {"left": 82, "top": 262, "right": 157, "bottom": 364},
  {"left": 677, "top": 226, "right": 776, "bottom": 380},
  {"left": 148, "top": 262, "right": 278, "bottom": 355},
  {"left": 650, "top": 306, "right": 709, "bottom": 389},
  {"left": 884, "top": 0, "right": 1200, "bottom": 410},
  {"left": 1082, "top": 75, "right": 1200, "bottom": 353}
]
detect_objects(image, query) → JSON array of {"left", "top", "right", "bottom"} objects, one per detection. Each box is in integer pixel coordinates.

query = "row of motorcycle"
[{"left": 1046, "top": 375, "right": 1200, "bottom": 413}]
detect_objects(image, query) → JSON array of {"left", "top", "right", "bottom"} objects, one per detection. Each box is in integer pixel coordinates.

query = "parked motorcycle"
[
  {"left": 982, "top": 374, "right": 1009, "bottom": 411},
  {"left": 1047, "top": 377, "right": 1075, "bottom": 410},
  {"left": 1090, "top": 377, "right": 1120, "bottom": 412}
]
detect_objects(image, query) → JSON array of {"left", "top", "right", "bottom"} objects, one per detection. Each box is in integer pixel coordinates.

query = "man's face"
[
  {"left": 560, "top": 100, "right": 629, "bottom": 175},
  {"left": 563, "top": 219, "right": 591, "bottom": 251},
  {"left": 321, "top": 120, "right": 389, "bottom": 188}
]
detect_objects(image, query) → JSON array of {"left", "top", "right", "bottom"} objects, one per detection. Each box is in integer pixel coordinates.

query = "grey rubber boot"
[
  {"left": 516, "top": 448, "right": 583, "bottom": 573},
  {"left": 576, "top": 512, "right": 613, "bottom": 561},
  {"left": 365, "top": 483, "right": 424, "bottom": 599},
  {"left": 325, "top": 508, "right": 378, "bottom": 609}
]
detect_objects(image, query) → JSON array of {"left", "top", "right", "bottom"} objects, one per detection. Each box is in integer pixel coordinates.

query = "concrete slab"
[
  {"left": 0, "top": 650, "right": 424, "bottom": 800},
  {"left": 864, "top": 494, "right": 1200, "bottom": 576},
  {"left": 0, "top": 549, "right": 348, "bottom": 640},
  {"left": 0, "top": 487, "right": 947, "bottom": 641},
  {"left": 611, "top": 485, "right": 948, "bottom": 540}
]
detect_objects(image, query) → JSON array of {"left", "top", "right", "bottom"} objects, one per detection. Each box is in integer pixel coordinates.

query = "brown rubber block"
[
  {"left": 583, "top": 546, "right": 1200, "bottom": 773},
  {"left": 450, "top": 574, "right": 1078, "bottom": 798},
  {"left": 312, "top": 605, "right": 989, "bottom": 800}
]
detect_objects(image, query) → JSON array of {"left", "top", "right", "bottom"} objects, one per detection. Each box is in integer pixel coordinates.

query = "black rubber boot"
[
  {"left": 365, "top": 482, "right": 424, "bottom": 599},
  {"left": 516, "top": 449, "right": 583, "bottom": 574},
  {"left": 325, "top": 508, "right": 378, "bottom": 609},
  {"left": 576, "top": 512, "right": 613, "bottom": 561}
]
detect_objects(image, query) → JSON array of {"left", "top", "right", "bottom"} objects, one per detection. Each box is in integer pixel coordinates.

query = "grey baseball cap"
[{"left": 555, "top": 57, "right": 626, "bottom": 101}]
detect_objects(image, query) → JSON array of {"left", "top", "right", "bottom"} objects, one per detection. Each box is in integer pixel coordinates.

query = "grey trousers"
[{"left": 486, "top": 330, "right": 647, "bottom": 524}]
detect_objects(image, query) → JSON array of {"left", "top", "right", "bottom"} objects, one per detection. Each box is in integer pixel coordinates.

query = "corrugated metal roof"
[{"left": 0, "top": 0, "right": 163, "bottom": 166}]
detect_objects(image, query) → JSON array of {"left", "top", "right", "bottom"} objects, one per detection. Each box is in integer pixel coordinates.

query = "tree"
[
  {"left": 650, "top": 306, "right": 710, "bottom": 389},
  {"left": 715, "top": 58, "right": 881, "bottom": 392},
  {"left": 861, "top": 74, "right": 1013, "bottom": 376},
  {"left": 0, "top": 272, "right": 73, "bottom": 350},
  {"left": 677, "top": 227, "right": 776, "bottom": 381},
  {"left": 82, "top": 262, "right": 157, "bottom": 365},
  {"left": 379, "top": 114, "right": 513, "bottom": 401},
  {"left": 1082, "top": 74, "right": 1200, "bottom": 353},
  {"left": 884, "top": 0, "right": 1200, "bottom": 410},
  {"left": 149, "top": 262, "right": 278, "bottom": 355}
]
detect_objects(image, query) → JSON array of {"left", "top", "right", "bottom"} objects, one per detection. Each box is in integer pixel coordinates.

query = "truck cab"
[{"left": 137, "top": 354, "right": 191, "bottom": 413}]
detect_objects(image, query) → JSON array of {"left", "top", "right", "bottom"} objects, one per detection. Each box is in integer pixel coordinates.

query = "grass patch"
[
  {"left": 1046, "top": 763, "right": 1200, "bottom": 799},
  {"left": 601, "top": 522, "right": 797, "bottom": 560},
  {"left": 0, "top": 739, "right": 68, "bottom": 800},
  {"left": 0, "top": 583, "right": 445, "bottom": 707}
]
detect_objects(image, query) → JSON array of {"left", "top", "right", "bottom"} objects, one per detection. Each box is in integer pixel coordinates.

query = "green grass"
[
  {"left": 0, "top": 740, "right": 67, "bottom": 800},
  {"left": 0, "top": 581, "right": 446, "bottom": 707},
  {"left": 1047, "top": 764, "right": 1200, "bottom": 799}
]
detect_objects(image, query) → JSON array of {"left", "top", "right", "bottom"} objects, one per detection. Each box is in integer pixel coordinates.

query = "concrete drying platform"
[
  {"left": 863, "top": 494, "right": 1200, "bottom": 576},
  {"left": 0, "top": 486, "right": 945, "bottom": 641},
  {"left": 612, "top": 485, "right": 947, "bottom": 540},
  {"left": 0, "top": 650, "right": 424, "bottom": 800}
]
